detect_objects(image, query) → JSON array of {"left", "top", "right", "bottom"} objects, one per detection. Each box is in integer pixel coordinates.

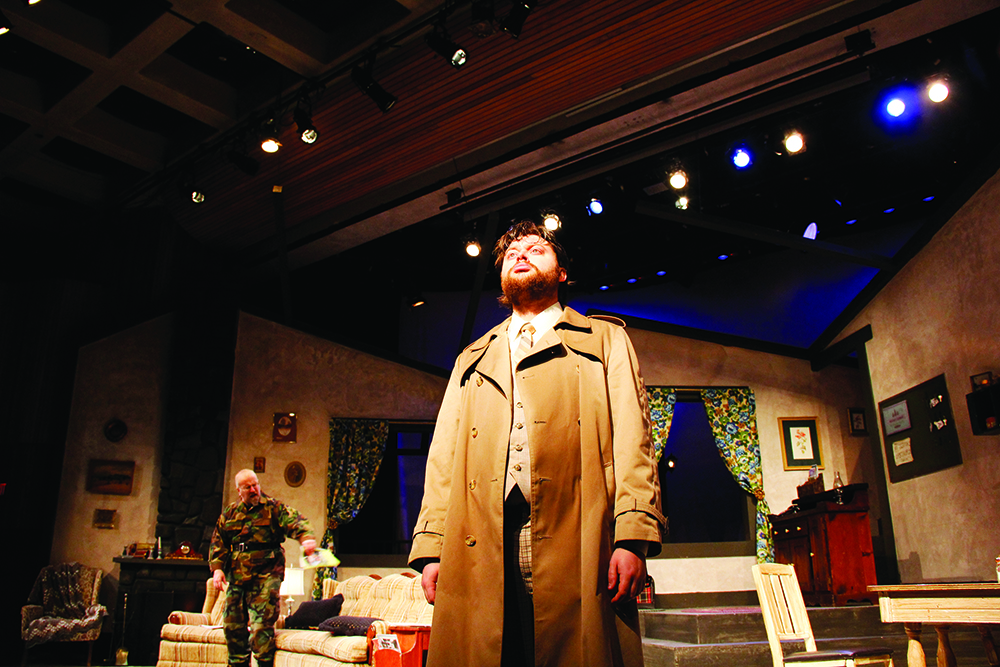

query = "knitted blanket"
[{"left": 23, "top": 563, "right": 106, "bottom": 648}]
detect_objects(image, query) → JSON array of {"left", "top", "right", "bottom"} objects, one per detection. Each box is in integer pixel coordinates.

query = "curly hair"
[{"left": 493, "top": 219, "right": 570, "bottom": 308}]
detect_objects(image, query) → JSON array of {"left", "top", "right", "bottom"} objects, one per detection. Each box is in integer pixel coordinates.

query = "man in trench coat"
[{"left": 409, "top": 220, "right": 666, "bottom": 667}]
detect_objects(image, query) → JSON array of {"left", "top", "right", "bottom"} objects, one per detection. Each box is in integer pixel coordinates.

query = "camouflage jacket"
[{"left": 209, "top": 494, "right": 313, "bottom": 584}]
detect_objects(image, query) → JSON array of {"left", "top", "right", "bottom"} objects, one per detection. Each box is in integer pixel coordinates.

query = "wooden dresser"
[{"left": 770, "top": 483, "right": 877, "bottom": 606}]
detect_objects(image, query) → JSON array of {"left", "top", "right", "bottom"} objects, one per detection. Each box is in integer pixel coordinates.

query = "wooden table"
[{"left": 868, "top": 583, "right": 1000, "bottom": 667}]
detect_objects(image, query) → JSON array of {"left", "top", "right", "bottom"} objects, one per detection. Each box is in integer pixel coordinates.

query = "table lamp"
[{"left": 280, "top": 567, "right": 305, "bottom": 616}]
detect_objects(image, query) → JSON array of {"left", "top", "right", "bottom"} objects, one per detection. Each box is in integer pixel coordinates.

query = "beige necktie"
[{"left": 512, "top": 323, "right": 535, "bottom": 368}]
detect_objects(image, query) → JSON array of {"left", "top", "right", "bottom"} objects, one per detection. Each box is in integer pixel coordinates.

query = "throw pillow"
[
  {"left": 284, "top": 594, "right": 345, "bottom": 629},
  {"left": 318, "top": 615, "right": 380, "bottom": 636}
]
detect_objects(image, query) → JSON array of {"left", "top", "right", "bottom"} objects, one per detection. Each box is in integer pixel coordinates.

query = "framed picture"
[
  {"left": 86, "top": 459, "right": 135, "bottom": 495},
  {"left": 881, "top": 399, "right": 911, "bottom": 436},
  {"left": 779, "top": 417, "right": 823, "bottom": 470},
  {"left": 848, "top": 407, "right": 868, "bottom": 435},
  {"left": 284, "top": 461, "right": 306, "bottom": 487},
  {"left": 254, "top": 456, "right": 266, "bottom": 473}
]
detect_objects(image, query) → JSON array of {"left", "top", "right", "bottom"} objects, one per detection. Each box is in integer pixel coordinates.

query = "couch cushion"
[
  {"left": 160, "top": 624, "right": 226, "bottom": 644},
  {"left": 285, "top": 595, "right": 344, "bottom": 629},
  {"left": 276, "top": 629, "right": 368, "bottom": 664},
  {"left": 317, "top": 616, "right": 379, "bottom": 636}
]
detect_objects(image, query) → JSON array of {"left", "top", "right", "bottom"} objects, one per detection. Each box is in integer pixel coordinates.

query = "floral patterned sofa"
[{"left": 156, "top": 573, "right": 433, "bottom": 667}]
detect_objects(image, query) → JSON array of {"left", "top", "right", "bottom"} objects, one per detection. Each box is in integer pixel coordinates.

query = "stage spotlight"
[
  {"left": 352, "top": 64, "right": 397, "bottom": 113},
  {"left": 501, "top": 0, "right": 536, "bottom": 38},
  {"left": 25, "top": 0, "right": 41, "bottom": 5},
  {"left": 666, "top": 454, "right": 677, "bottom": 469},
  {"left": 0, "top": 11, "right": 10, "bottom": 35},
  {"left": 542, "top": 212, "right": 561, "bottom": 230},
  {"left": 927, "top": 80, "right": 949, "bottom": 103},
  {"left": 877, "top": 84, "right": 920, "bottom": 127},
  {"left": 465, "top": 238, "right": 481, "bottom": 257},
  {"left": 675, "top": 196, "right": 689, "bottom": 210},
  {"left": 731, "top": 147, "right": 752, "bottom": 169},
  {"left": 191, "top": 189, "right": 206, "bottom": 204},
  {"left": 426, "top": 28, "right": 467, "bottom": 68},
  {"left": 803, "top": 222, "right": 818, "bottom": 239},
  {"left": 587, "top": 197, "right": 604, "bottom": 215},
  {"left": 784, "top": 131, "right": 804, "bottom": 154},
  {"left": 668, "top": 170, "right": 687, "bottom": 189},
  {"left": 260, "top": 118, "right": 281, "bottom": 153},
  {"left": 717, "top": 254, "right": 730, "bottom": 261},
  {"left": 293, "top": 107, "right": 318, "bottom": 144}
]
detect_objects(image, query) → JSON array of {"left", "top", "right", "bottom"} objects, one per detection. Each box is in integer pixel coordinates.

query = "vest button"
[
  {"left": 514, "top": 422, "right": 523, "bottom": 429},
  {"left": 471, "top": 427, "right": 478, "bottom": 438},
  {"left": 465, "top": 535, "right": 476, "bottom": 546},
  {"left": 515, "top": 445, "right": 523, "bottom": 451},
  {"left": 468, "top": 480, "right": 477, "bottom": 490},
  {"left": 476, "top": 376, "right": 483, "bottom": 386},
  {"left": 513, "top": 464, "right": 521, "bottom": 471}
]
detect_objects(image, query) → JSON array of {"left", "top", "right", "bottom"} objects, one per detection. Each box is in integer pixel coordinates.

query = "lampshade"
[{"left": 280, "top": 567, "right": 305, "bottom": 597}]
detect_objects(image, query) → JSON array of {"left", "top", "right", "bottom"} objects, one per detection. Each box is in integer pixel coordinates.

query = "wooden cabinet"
[{"left": 770, "top": 484, "right": 877, "bottom": 606}]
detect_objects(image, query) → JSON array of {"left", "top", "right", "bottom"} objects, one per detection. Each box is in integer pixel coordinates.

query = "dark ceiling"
[{"left": 2, "top": 0, "right": 999, "bottom": 369}]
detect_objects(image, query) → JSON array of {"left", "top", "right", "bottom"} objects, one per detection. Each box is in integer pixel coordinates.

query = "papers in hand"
[{"left": 299, "top": 547, "right": 340, "bottom": 569}]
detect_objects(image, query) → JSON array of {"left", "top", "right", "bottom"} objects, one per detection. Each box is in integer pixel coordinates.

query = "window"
[
  {"left": 335, "top": 422, "right": 433, "bottom": 554},
  {"left": 658, "top": 396, "right": 752, "bottom": 545}
]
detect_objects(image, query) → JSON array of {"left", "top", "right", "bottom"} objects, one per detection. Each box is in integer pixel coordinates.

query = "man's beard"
[{"left": 500, "top": 262, "right": 561, "bottom": 308}]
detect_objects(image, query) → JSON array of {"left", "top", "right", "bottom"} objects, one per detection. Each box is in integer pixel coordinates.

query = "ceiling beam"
[{"left": 634, "top": 200, "right": 897, "bottom": 270}]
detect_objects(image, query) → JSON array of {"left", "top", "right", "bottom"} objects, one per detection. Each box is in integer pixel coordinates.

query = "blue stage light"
[
  {"left": 803, "top": 222, "right": 818, "bottom": 240},
  {"left": 587, "top": 198, "right": 604, "bottom": 215},
  {"left": 876, "top": 84, "right": 920, "bottom": 129},
  {"left": 846, "top": 219, "right": 858, "bottom": 225},
  {"left": 731, "top": 147, "right": 752, "bottom": 169}
]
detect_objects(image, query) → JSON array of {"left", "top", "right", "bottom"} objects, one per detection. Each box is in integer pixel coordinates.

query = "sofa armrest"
[
  {"left": 21, "top": 605, "right": 42, "bottom": 635},
  {"left": 167, "top": 611, "right": 213, "bottom": 625}
]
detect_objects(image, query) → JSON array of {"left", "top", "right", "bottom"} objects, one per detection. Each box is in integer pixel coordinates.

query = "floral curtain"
[
  {"left": 311, "top": 418, "right": 389, "bottom": 598},
  {"left": 646, "top": 386, "right": 677, "bottom": 463},
  {"left": 700, "top": 388, "right": 774, "bottom": 563}
]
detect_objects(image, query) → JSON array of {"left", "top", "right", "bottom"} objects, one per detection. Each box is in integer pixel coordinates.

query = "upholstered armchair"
[{"left": 21, "top": 562, "right": 107, "bottom": 667}]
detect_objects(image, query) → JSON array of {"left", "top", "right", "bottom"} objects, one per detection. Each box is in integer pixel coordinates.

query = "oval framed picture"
[{"left": 284, "top": 461, "right": 306, "bottom": 487}]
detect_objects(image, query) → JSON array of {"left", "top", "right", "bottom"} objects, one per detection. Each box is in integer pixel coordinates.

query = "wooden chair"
[{"left": 752, "top": 563, "right": 893, "bottom": 667}]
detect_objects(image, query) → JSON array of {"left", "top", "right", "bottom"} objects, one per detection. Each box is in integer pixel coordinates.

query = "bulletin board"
[{"left": 878, "top": 374, "right": 962, "bottom": 483}]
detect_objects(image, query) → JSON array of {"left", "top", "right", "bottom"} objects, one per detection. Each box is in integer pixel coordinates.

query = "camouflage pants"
[{"left": 223, "top": 574, "right": 282, "bottom": 666}]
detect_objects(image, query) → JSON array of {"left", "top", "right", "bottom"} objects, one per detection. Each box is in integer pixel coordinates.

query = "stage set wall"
[
  {"left": 222, "top": 312, "right": 450, "bottom": 588},
  {"left": 50, "top": 314, "right": 173, "bottom": 582},
  {"left": 630, "top": 328, "right": 877, "bottom": 594},
  {"left": 835, "top": 166, "right": 1000, "bottom": 583}
]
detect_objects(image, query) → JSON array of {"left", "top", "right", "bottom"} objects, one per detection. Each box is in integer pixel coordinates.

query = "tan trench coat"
[{"left": 409, "top": 307, "right": 665, "bottom": 667}]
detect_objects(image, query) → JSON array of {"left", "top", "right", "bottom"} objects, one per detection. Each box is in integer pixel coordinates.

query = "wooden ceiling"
[{"left": 1, "top": 0, "right": 888, "bottom": 266}]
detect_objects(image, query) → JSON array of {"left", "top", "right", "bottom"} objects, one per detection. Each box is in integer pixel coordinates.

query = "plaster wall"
[
  {"left": 225, "top": 313, "right": 449, "bottom": 581},
  {"left": 51, "top": 314, "right": 172, "bottom": 573},
  {"left": 836, "top": 167, "right": 1000, "bottom": 582},
  {"left": 630, "top": 328, "right": 876, "bottom": 593}
]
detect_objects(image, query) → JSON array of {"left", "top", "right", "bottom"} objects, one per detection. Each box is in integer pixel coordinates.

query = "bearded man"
[
  {"left": 209, "top": 469, "right": 315, "bottom": 667},
  {"left": 409, "top": 220, "right": 665, "bottom": 667}
]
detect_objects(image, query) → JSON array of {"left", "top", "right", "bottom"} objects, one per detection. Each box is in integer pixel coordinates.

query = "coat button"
[
  {"left": 472, "top": 427, "right": 478, "bottom": 438},
  {"left": 514, "top": 422, "right": 523, "bottom": 429},
  {"left": 465, "top": 535, "right": 476, "bottom": 546},
  {"left": 513, "top": 464, "right": 521, "bottom": 471},
  {"left": 476, "top": 376, "right": 483, "bottom": 386},
  {"left": 468, "top": 480, "right": 477, "bottom": 490},
  {"left": 516, "top": 401, "right": 523, "bottom": 408},
  {"left": 515, "top": 445, "right": 523, "bottom": 451}
]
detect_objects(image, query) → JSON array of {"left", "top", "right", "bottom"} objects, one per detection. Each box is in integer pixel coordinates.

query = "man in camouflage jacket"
[{"left": 209, "top": 469, "right": 316, "bottom": 667}]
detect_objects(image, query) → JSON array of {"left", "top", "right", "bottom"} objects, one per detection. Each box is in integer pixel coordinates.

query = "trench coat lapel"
[{"left": 460, "top": 319, "right": 513, "bottom": 399}]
